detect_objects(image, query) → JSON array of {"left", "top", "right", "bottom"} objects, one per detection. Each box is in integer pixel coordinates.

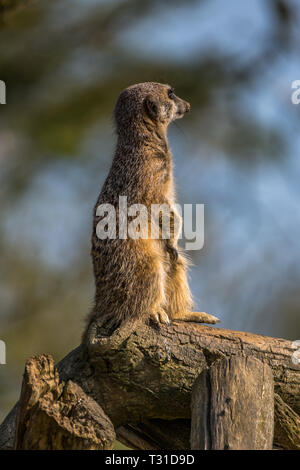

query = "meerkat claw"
[
  {"left": 150, "top": 312, "right": 160, "bottom": 324},
  {"left": 158, "top": 310, "right": 170, "bottom": 324},
  {"left": 150, "top": 310, "right": 170, "bottom": 325}
]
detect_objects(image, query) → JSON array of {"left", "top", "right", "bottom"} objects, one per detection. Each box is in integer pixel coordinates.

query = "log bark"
[
  {"left": 191, "top": 357, "right": 274, "bottom": 449},
  {"left": 0, "top": 320, "right": 299, "bottom": 450}
]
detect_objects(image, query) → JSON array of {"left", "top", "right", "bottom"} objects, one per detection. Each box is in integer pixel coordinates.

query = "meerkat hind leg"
[{"left": 172, "top": 311, "right": 220, "bottom": 324}]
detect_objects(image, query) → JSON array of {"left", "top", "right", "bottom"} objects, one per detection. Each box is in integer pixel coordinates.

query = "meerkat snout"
[
  {"left": 167, "top": 86, "right": 190, "bottom": 120},
  {"left": 174, "top": 99, "right": 190, "bottom": 119}
]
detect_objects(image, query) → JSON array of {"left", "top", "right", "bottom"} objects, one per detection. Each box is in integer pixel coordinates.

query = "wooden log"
[
  {"left": 0, "top": 321, "right": 299, "bottom": 450},
  {"left": 15, "top": 355, "right": 115, "bottom": 450},
  {"left": 191, "top": 356, "right": 274, "bottom": 450}
]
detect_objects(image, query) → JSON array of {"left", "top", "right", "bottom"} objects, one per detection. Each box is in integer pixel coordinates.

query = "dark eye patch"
[{"left": 168, "top": 88, "right": 175, "bottom": 99}]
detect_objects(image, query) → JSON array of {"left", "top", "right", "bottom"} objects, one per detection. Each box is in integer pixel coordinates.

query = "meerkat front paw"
[
  {"left": 166, "top": 244, "right": 179, "bottom": 262},
  {"left": 150, "top": 309, "right": 170, "bottom": 325}
]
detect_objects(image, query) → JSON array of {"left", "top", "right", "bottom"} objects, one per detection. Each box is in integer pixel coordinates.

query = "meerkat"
[{"left": 83, "top": 82, "right": 219, "bottom": 339}]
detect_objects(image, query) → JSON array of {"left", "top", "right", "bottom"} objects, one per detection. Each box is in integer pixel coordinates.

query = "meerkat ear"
[{"left": 144, "top": 95, "right": 159, "bottom": 120}]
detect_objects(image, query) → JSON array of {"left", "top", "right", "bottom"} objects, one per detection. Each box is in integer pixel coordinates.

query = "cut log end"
[{"left": 191, "top": 356, "right": 274, "bottom": 450}]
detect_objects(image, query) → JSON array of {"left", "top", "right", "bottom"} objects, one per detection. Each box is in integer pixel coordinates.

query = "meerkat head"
[{"left": 114, "top": 82, "right": 190, "bottom": 135}]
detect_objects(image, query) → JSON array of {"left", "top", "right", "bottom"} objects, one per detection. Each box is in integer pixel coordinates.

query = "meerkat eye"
[{"left": 168, "top": 88, "right": 175, "bottom": 99}]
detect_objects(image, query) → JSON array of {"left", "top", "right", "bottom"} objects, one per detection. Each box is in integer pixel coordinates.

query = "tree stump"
[
  {"left": 15, "top": 355, "right": 115, "bottom": 450},
  {"left": 191, "top": 356, "right": 274, "bottom": 450}
]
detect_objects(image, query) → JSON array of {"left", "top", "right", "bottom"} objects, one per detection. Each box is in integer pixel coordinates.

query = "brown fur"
[{"left": 83, "top": 82, "right": 219, "bottom": 339}]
